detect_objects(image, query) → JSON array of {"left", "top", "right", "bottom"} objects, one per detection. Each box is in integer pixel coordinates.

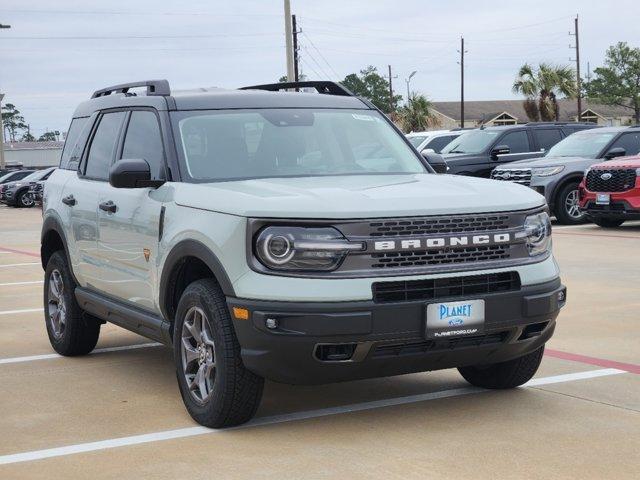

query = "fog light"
[
  {"left": 557, "top": 290, "right": 566, "bottom": 302},
  {"left": 265, "top": 317, "right": 278, "bottom": 329}
]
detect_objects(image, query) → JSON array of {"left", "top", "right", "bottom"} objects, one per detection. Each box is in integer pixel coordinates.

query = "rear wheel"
[
  {"left": 458, "top": 346, "right": 544, "bottom": 389},
  {"left": 555, "top": 182, "right": 586, "bottom": 225},
  {"left": 593, "top": 218, "right": 625, "bottom": 228},
  {"left": 174, "top": 278, "right": 264, "bottom": 428},
  {"left": 44, "top": 251, "right": 101, "bottom": 355}
]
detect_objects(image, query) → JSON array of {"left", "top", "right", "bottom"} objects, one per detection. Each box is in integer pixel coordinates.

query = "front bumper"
[{"left": 228, "top": 277, "right": 565, "bottom": 384}]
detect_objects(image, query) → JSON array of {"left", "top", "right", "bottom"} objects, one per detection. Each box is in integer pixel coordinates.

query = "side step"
[{"left": 75, "top": 287, "right": 171, "bottom": 344}]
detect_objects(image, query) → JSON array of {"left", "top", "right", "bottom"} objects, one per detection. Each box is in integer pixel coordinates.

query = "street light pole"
[
  {"left": 283, "top": 0, "right": 295, "bottom": 82},
  {"left": 405, "top": 70, "right": 417, "bottom": 103},
  {"left": 0, "top": 24, "right": 9, "bottom": 169}
]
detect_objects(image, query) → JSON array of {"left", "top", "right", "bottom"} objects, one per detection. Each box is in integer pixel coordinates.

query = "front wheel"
[
  {"left": 555, "top": 182, "right": 586, "bottom": 225},
  {"left": 458, "top": 346, "right": 544, "bottom": 389},
  {"left": 593, "top": 218, "right": 625, "bottom": 228},
  {"left": 174, "top": 279, "right": 264, "bottom": 428},
  {"left": 17, "top": 190, "right": 35, "bottom": 208}
]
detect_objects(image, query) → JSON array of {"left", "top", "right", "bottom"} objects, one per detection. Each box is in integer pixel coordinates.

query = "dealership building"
[{"left": 2, "top": 141, "right": 63, "bottom": 169}]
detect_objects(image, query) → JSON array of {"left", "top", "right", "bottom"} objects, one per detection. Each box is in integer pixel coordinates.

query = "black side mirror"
[
  {"left": 109, "top": 159, "right": 164, "bottom": 188},
  {"left": 421, "top": 151, "right": 449, "bottom": 174},
  {"left": 604, "top": 147, "right": 626, "bottom": 160},
  {"left": 491, "top": 144, "right": 510, "bottom": 159}
]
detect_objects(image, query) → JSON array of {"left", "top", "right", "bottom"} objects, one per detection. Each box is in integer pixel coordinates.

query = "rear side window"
[
  {"left": 426, "top": 135, "right": 459, "bottom": 153},
  {"left": 84, "top": 112, "right": 126, "bottom": 180},
  {"left": 499, "top": 130, "right": 530, "bottom": 154},
  {"left": 609, "top": 132, "right": 640, "bottom": 156},
  {"left": 533, "top": 129, "right": 562, "bottom": 151},
  {"left": 59, "top": 117, "right": 89, "bottom": 170},
  {"left": 121, "top": 111, "right": 165, "bottom": 180}
]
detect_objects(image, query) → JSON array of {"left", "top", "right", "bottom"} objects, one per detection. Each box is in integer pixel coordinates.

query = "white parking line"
[
  {"left": 0, "top": 367, "right": 626, "bottom": 465},
  {"left": 0, "top": 342, "right": 163, "bottom": 365},
  {"left": 0, "top": 307, "right": 43, "bottom": 316},
  {"left": 0, "top": 280, "right": 43, "bottom": 287},
  {"left": 0, "top": 262, "right": 41, "bottom": 268}
]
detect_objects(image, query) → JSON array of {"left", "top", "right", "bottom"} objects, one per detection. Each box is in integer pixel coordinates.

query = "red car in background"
[{"left": 579, "top": 155, "right": 640, "bottom": 227}]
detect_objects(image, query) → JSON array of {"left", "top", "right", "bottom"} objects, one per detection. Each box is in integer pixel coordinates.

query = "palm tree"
[
  {"left": 398, "top": 93, "right": 439, "bottom": 132},
  {"left": 513, "top": 63, "right": 577, "bottom": 121}
]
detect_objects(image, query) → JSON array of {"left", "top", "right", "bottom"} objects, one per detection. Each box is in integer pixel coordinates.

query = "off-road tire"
[
  {"left": 593, "top": 218, "right": 625, "bottom": 228},
  {"left": 458, "top": 346, "right": 544, "bottom": 389},
  {"left": 44, "top": 250, "right": 101, "bottom": 355},
  {"left": 173, "top": 279, "right": 264, "bottom": 428},
  {"left": 555, "top": 182, "right": 586, "bottom": 225}
]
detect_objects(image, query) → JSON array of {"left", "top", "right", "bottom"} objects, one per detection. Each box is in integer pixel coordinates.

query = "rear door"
[
  {"left": 63, "top": 111, "right": 126, "bottom": 288},
  {"left": 95, "top": 109, "right": 168, "bottom": 313}
]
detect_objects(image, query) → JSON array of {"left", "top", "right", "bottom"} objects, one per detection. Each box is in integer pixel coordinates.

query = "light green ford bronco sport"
[{"left": 41, "top": 80, "right": 566, "bottom": 427}]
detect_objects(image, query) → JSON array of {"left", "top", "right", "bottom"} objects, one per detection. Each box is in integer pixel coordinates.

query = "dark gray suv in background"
[
  {"left": 491, "top": 127, "right": 640, "bottom": 224},
  {"left": 441, "top": 122, "right": 598, "bottom": 178}
]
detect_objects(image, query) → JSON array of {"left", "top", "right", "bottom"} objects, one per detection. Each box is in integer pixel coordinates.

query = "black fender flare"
[
  {"left": 159, "top": 239, "right": 235, "bottom": 320},
  {"left": 40, "top": 214, "right": 79, "bottom": 283}
]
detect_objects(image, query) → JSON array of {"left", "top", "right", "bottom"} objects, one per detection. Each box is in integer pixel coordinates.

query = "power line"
[
  {"left": 301, "top": 45, "right": 331, "bottom": 79},
  {"left": 4, "top": 32, "right": 283, "bottom": 40},
  {"left": 300, "top": 57, "right": 323, "bottom": 79},
  {"left": 299, "top": 30, "right": 340, "bottom": 79},
  {"left": 2, "top": 9, "right": 280, "bottom": 17}
]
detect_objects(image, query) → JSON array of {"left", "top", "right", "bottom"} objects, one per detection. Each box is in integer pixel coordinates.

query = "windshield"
[
  {"left": 441, "top": 130, "right": 500, "bottom": 154},
  {"left": 19, "top": 168, "right": 53, "bottom": 183},
  {"left": 407, "top": 135, "right": 427, "bottom": 147},
  {"left": 545, "top": 132, "right": 617, "bottom": 158},
  {"left": 172, "top": 109, "right": 426, "bottom": 182}
]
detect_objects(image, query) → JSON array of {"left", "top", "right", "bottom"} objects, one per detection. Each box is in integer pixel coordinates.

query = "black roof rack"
[
  {"left": 239, "top": 81, "right": 355, "bottom": 97},
  {"left": 524, "top": 121, "right": 595, "bottom": 126},
  {"left": 91, "top": 80, "right": 170, "bottom": 99}
]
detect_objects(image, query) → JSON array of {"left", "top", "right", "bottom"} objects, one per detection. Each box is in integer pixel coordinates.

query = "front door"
[{"left": 95, "top": 109, "right": 168, "bottom": 313}]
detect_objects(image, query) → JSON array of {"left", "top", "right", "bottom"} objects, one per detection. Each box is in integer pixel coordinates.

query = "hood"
[
  {"left": 591, "top": 155, "right": 640, "bottom": 169},
  {"left": 497, "top": 155, "right": 597, "bottom": 168},
  {"left": 173, "top": 174, "right": 545, "bottom": 219}
]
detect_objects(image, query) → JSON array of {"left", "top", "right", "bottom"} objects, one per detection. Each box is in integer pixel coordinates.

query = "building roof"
[
  {"left": 431, "top": 99, "right": 634, "bottom": 122},
  {"left": 4, "top": 141, "right": 64, "bottom": 150}
]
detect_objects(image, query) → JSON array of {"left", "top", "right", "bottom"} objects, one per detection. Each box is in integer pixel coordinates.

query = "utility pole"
[
  {"left": 570, "top": 14, "right": 582, "bottom": 121},
  {"left": 283, "top": 0, "right": 295, "bottom": 82},
  {"left": 387, "top": 65, "right": 397, "bottom": 112},
  {"left": 458, "top": 36, "right": 466, "bottom": 128},
  {"left": 292, "top": 14, "right": 300, "bottom": 83}
]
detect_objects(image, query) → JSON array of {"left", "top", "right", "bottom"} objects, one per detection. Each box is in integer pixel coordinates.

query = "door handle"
[
  {"left": 99, "top": 200, "right": 117, "bottom": 213},
  {"left": 62, "top": 194, "right": 76, "bottom": 206}
]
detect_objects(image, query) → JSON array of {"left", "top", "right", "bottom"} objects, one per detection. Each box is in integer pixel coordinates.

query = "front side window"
[
  {"left": 121, "top": 111, "right": 165, "bottom": 180},
  {"left": 500, "top": 130, "right": 530, "bottom": 154},
  {"left": 441, "top": 130, "right": 501, "bottom": 155},
  {"left": 172, "top": 109, "right": 426, "bottom": 182},
  {"left": 609, "top": 132, "right": 640, "bottom": 156},
  {"left": 546, "top": 132, "right": 617, "bottom": 159},
  {"left": 84, "top": 112, "right": 126, "bottom": 180}
]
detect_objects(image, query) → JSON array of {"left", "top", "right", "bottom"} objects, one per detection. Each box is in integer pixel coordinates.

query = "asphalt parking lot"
[{"left": 0, "top": 205, "right": 638, "bottom": 479}]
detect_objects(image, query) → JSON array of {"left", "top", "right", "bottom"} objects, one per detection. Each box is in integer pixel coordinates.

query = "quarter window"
[
  {"left": 60, "top": 117, "right": 89, "bottom": 170},
  {"left": 84, "top": 112, "right": 126, "bottom": 180},
  {"left": 499, "top": 131, "right": 530, "bottom": 154},
  {"left": 121, "top": 111, "right": 165, "bottom": 180}
]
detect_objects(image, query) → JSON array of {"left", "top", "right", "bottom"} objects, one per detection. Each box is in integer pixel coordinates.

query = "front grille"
[
  {"left": 372, "top": 332, "right": 508, "bottom": 358},
  {"left": 372, "top": 271, "right": 520, "bottom": 303},
  {"left": 368, "top": 214, "right": 509, "bottom": 237},
  {"left": 371, "top": 245, "right": 510, "bottom": 269},
  {"left": 491, "top": 168, "right": 532, "bottom": 186},
  {"left": 586, "top": 169, "right": 636, "bottom": 192}
]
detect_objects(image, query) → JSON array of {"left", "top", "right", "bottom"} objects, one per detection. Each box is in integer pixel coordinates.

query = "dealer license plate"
[
  {"left": 426, "top": 299, "right": 485, "bottom": 339},
  {"left": 596, "top": 193, "right": 610, "bottom": 205}
]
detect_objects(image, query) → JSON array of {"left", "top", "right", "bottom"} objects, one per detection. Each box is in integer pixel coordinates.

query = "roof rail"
[
  {"left": 91, "top": 80, "right": 170, "bottom": 99},
  {"left": 524, "top": 121, "right": 596, "bottom": 126},
  {"left": 239, "top": 81, "right": 355, "bottom": 97}
]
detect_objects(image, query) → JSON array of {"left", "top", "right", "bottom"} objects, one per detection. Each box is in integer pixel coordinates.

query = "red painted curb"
[
  {"left": 0, "top": 246, "right": 40, "bottom": 258},
  {"left": 546, "top": 349, "right": 640, "bottom": 375}
]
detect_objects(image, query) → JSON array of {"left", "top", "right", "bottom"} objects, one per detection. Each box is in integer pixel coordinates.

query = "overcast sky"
[{"left": 1, "top": 0, "right": 638, "bottom": 137}]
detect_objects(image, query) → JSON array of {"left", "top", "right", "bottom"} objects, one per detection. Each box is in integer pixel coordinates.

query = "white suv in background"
[{"left": 406, "top": 129, "right": 466, "bottom": 154}]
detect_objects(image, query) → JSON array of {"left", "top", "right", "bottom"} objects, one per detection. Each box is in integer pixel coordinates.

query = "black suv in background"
[{"left": 441, "top": 122, "right": 599, "bottom": 177}]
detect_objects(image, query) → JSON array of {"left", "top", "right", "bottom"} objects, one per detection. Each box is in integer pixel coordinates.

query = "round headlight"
[{"left": 258, "top": 233, "right": 295, "bottom": 265}]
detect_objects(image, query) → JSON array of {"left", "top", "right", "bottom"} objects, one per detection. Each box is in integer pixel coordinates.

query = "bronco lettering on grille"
[{"left": 373, "top": 233, "right": 511, "bottom": 252}]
